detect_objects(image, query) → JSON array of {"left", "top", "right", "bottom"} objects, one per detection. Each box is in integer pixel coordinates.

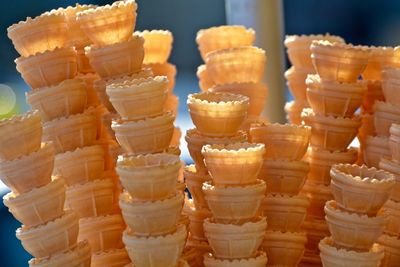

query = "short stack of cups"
[
  {"left": 319, "top": 164, "right": 395, "bottom": 267},
  {"left": 249, "top": 123, "right": 311, "bottom": 266},
  {"left": 283, "top": 34, "right": 345, "bottom": 125},
  {"left": 195, "top": 25, "right": 269, "bottom": 132},
  {"left": 0, "top": 111, "right": 87, "bottom": 266}
]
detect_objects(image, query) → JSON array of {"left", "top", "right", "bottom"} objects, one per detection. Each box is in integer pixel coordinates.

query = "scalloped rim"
[
  {"left": 67, "top": 178, "right": 113, "bottom": 190},
  {"left": 365, "top": 135, "right": 389, "bottom": 147},
  {"left": 111, "top": 111, "right": 174, "bottom": 129},
  {"left": 306, "top": 74, "right": 367, "bottom": 90},
  {"left": 7, "top": 9, "right": 66, "bottom": 33},
  {"left": 117, "top": 152, "right": 180, "bottom": 169},
  {"left": 331, "top": 163, "right": 395, "bottom": 185},
  {"left": 284, "top": 33, "right": 345, "bottom": 46},
  {"left": 26, "top": 78, "right": 86, "bottom": 98},
  {"left": 250, "top": 122, "right": 311, "bottom": 134},
  {"left": 202, "top": 142, "right": 265, "bottom": 155},
  {"left": 0, "top": 110, "right": 40, "bottom": 128},
  {"left": 55, "top": 144, "right": 103, "bottom": 161},
  {"left": 44, "top": 109, "right": 95, "bottom": 126},
  {"left": 263, "top": 193, "right": 310, "bottom": 206},
  {"left": 197, "top": 25, "right": 255, "bottom": 42},
  {"left": 319, "top": 236, "right": 384, "bottom": 256},
  {"left": 120, "top": 190, "right": 183, "bottom": 206},
  {"left": 374, "top": 100, "right": 400, "bottom": 113},
  {"left": 311, "top": 40, "right": 371, "bottom": 53},
  {"left": 325, "top": 200, "right": 387, "bottom": 223},
  {"left": 188, "top": 91, "right": 249, "bottom": 107},
  {"left": 0, "top": 141, "right": 54, "bottom": 166},
  {"left": 76, "top": 0, "right": 136, "bottom": 18},
  {"left": 203, "top": 251, "right": 267, "bottom": 264},
  {"left": 123, "top": 223, "right": 186, "bottom": 241},
  {"left": 107, "top": 75, "right": 168, "bottom": 91},
  {"left": 204, "top": 216, "right": 267, "bottom": 230},
  {"left": 202, "top": 179, "right": 266, "bottom": 194},
  {"left": 91, "top": 247, "right": 128, "bottom": 258},
  {"left": 186, "top": 128, "right": 247, "bottom": 142},
  {"left": 79, "top": 213, "right": 122, "bottom": 225},
  {"left": 301, "top": 108, "right": 361, "bottom": 125},
  {"left": 85, "top": 34, "right": 144, "bottom": 52},
  {"left": 206, "top": 45, "right": 265, "bottom": 60},
  {"left": 15, "top": 46, "right": 76, "bottom": 63},
  {"left": 264, "top": 230, "right": 307, "bottom": 241}
]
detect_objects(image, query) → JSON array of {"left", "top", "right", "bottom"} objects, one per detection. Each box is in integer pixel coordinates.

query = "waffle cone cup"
[
  {"left": 7, "top": 10, "right": 68, "bottom": 57},
  {"left": 382, "top": 69, "right": 400, "bottom": 106},
  {"left": 302, "top": 108, "right": 361, "bottom": 151},
  {"left": 325, "top": 200, "right": 387, "bottom": 251},
  {"left": 196, "top": 25, "right": 255, "bottom": 61},
  {"left": 203, "top": 251, "right": 268, "bottom": 267},
  {"left": 197, "top": 64, "right": 215, "bottom": 91},
  {"left": 65, "top": 179, "right": 115, "bottom": 218},
  {"left": 310, "top": 41, "right": 370, "bottom": 83},
  {"left": 306, "top": 74, "right": 366, "bottom": 117},
  {"left": 379, "top": 158, "right": 400, "bottom": 202},
  {"left": 363, "top": 46, "right": 400, "bottom": 80},
  {"left": 374, "top": 101, "right": 400, "bottom": 136},
  {"left": 112, "top": 112, "right": 174, "bottom": 155},
  {"left": 171, "top": 127, "right": 181, "bottom": 146},
  {"left": 53, "top": 145, "right": 104, "bottom": 186},
  {"left": 285, "top": 66, "right": 315, "bottom": 102},
  {"left": 76, "top": 48, "right": 95, "bottom": 73},
  {"left": 0, "top": 142, "right": 54, "bottom": 194},
  {"left": 85, "top": 35, "right": 144, "bottom": 79},
  {"left": 381, "top": 200, "right": 400, "bottom": 237},
  {"left": 205, "top": 46, "right": 266, "bottom": 85},
  {"left": 0, "top": 110, "right": 42, "bottom": 161},
  {"left": 363, "top": 136, "right": 390, "bottom": 168},
  {"left": 184, "top": 164, "right": 211, "bottom": 209},
  {"left": 144, "top": 63, "right": 177, "bottom": 91},
  {"left": 117, "top": 152, "right": 180, "bottom": 201},
  {"left": 139, "top": 30, "right": 173, "bottom": 64},
  {"left": 185, "top": 128, "right": 247, "bottom": 174},
  {"left": 188, "top": 92, "right": 249, "bottom": 137},
  {"left": 78, "top": 214, "right": 124, "bottom": 252},
  {"left": 249, "top": 122, "right": 310, "bottom": 160},
  {"left": 123, "top": 224, "right": 187, "bottom": 267},
  {"left": 319, "top": 236, "right": 384, "bottom": 267},
  {"left": 284, "top": 100, "right": 307, "bottom": 125},
  {"left": 358, "top": 112, "right": 376, "bottom": 146},
  {"left": 164, "top": 93, "right": 179, "bottom": 117},
  {"left": 301, "top": 180, "right": 333, "bottom": 219},
  {"left": 362, "top": 80, "right": 384, "bottom": 113},
  {"left": 204, "top": 216, "right": 267, "bottom": 259},
  {"left": 261, "top": 194, "right": 309, "bottom": 232},
  {"left": 378, "top": 234, "right": 400, "bottom": 267},
  {"left": 186, "top": 206, "right": 212, "bottom": 241},
  {"left": 91, "top": 248, "right": 131, "bottom": 267},
  {"left": 203, "top": 180, "right": 266, "bottom": 224},
  {"left": 390, "top": 124, "right": 400, "bottom": 162},
  {"left": 258, "top": 159, "right": 309, "bottom": 196},
  {"left": 262, "top": 231, "right": 307, "bottom": 267},
  {"left": 202, "top": 142, "right": 265, "bottom": 185},
  {"left": 76, "top": 0, "right": 137, "bottom": 46},
  {"left": 16, "top": 210, "right": 79, "bottom": 258},
  {"left": 120, "top": 191, "right": 183, "bottom": 236},
  {"left": 301, "top": 218, "right": 330, "bottom": 252},
  {"left": 106, "top": 76, "right": 168, "bottom": 120},
  {"left": 330, "top": 164, "right": 395, "bottom": 216}
]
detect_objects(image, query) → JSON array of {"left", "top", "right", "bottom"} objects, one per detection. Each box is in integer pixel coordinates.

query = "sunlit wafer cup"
[
  {"left": 0, "top": 142, "right": 54, "bottom": 194},
  {"left": 319, "top": 236, "right": 384, "bottom": 267},
  {"left": 378, "top": 234, "right": 400, "bottom": 267},
  {"left": 137, "top": 30, "right": 173, "bottom": 64},
  {"left": 76, "top": 0, "right": 137, "bottom": 47},
  {"left": 258, "top": 159, "right": 309, "bottom": 196},
  {"left": 171, "top": 127, "right": 181, "bottom": 146},
  {"left": 240, "top": 116, "right": 269, "bottom": 135},
  {"left": 120, "top": 191, "right": 183, "bottom": 236},
  {"left": 363, "top": 135, "right": 390, "bottom": 168},
  {"left": 285, "top": 66, "right": 315, "bottom": 103},
  {"left": 85, "top": 104, "right": 110, "bottom": 140},
  {"left": 362, "top": 80, "right": 384, "bottom": 113},
  {"left": 379, "top": 158, "right": 400, "bottom": 202},
  {"left": 261, "top": 194, "right": 309, "bottom": 232},
  {"left": 3, "top": 177, "right": 65, "bottom": 228},
  {"left": 382, "top": 68, "right": 400, "bottom": 106},
  {"left": 197, "top": 64, "right": 215, "bottom": 91},
  {"left": 330, "top": 164, "right": 395, "bottom": 216},
  {"left": 390, "top": 124, "right": 400, "bottom": 163},
  {"left": 209, "top": 82, "right": 268, "bottom": 117},
  {"left": 76, "top": 73, "right": 101, "bottom": 108},
  {"left": 28, "top": 240, "right": 91, "bottom": 267},
  {"left": 284, "top": 100, "right": 307, "bottom": 125},
  {"left": 188, "top": 92, "right": 249, "bottom": 137},
  {"left": 65, "top": 179, "right": 115, "bottom": 218},
  {"left": 306, "top": 74, "right": 366, "bottom": 117},
  {"left": 0, "top": 110, "right": 42, "bottom": 161},
  {"left": 43, "top": 111, "right": 97, "bottom": 153},
  {"left": 85, "top": 35, "right": 144, "bottom": 79},
  {"left": 185, "top": 128, "right": 247, "bottom": 174},
  {"left": 362, "top": 46, "right": 400, "bottom": 80},
  {"left": 374, "top": 101, "right": 400, "bottom": 136},
  {"left": 7, "top": 10, "right": 68, "bottom": 57},
  {"left": 249, "top": 122, "right": 310, "bottom": 160},
  {"left": 123, "top": 224, "right": 187, "bottom": 267},
  {"left": 15, "top": 47, "right": 77, "bottom": 89},
  {"left": 144, "top": 62, "right": 177, "bottom": 91},
  {"left": 91, "top": 248, "right": 131, "bottom": 267},
  {"left": 203, "top": 251, "right": 268, "bottom": 267},
  {"left": 301, "top": 217, "right": 330, "bottom": 252},
  {"left": 116, "top": 153, "right": 180, "bottom": 201},
  {"left": 204, "top": 216, "right": 266, "bottom": 259},
  {"left": 381, "top": 200, "right": 400, "bottom": 237},
  {"left": 203, "top": 180, "right": 266, "bottom": 224},
  {"left": 325, "top": 200, "right": 387, "bottom": 251},
  {"left": 101, "top": 112, "right": 119, "bottom": 140},
  {"left": 196, "top": 25, "right": 255, "bottom": 61},
  {"left": 284, "top": 34, "right": 345, "bottom": 69},
  {"left": 78, "top": 214, "right": 124, "bottom": 252},
  {"left": 94, "top": 138, "right": 120, "bottom": 171},
  {"left": 185, "top": 206, "right": 212, "bottom": 241},
  {"left": 301, "top": 180, "right": 333, "bottom": 220},
  {"left": 185, "top": 238, "right": 212, "bottom": 267},
  {"left": 112, "top": 112, "right": 174, "bottom": 155},
  {"left": 205, "top": 46, "right": 266, "bottom": 85},
  {"left": 262, "top": 231, "right": 307, "bottom": 267},
  {"left": 124, "top": 259, "right": 189, "bottom": 267},
  {"left": 16, "top": 210, "right": 79, "bottom": 258},
  {"left": 184, "top": 164, "right": 211, "bottom": 209},
  {"left": 76, "top": 48, "right": 95, "bottom": 74},
  {"left": 202, "top": 142, "right": 265, "bottom": 186},
  {"left": 310, "top": 40, "right": 370, "bottom": 83},
  {"left": 106, "top": 76, "right": 169, "bottom": 120},
  {"left": 164, "top": 93, "right": 179, "bottom": 118},
  {"left": 358, "top": 112, "right": 376, "bottom": 147},
  {"left": 26, "top": 78, "right": 87, "bottom": 121},
  {"left": 302, "top": 108, "right": 361, "bottom": 152}
]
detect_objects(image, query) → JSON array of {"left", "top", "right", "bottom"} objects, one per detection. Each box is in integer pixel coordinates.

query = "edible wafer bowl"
[
  {"left": 203, "top": 180, "right": 266, "bottom": 224},
  {"left": 301, "top": 180, "right": 333, "bottom": 219},
  {"left": 203, "top": 251, "right": 268, "bottom": 267},
  {"left": 188, "top": 92, "right": 249, "bottom": 137},
  {"left": 284, "top": 100, "right": 306, "bottom": 125},
  {"left": 16, "top": 210, "right": 79, "bottom": 258},
  {"left": 185, "top": 205, "right": 212, "bottom": 241},
  {"left": 197, "top": 64, "right": 215, "bottom": 91},
  {"left": 205, "top": 46, "right": 266, "bottom": 85},
  {"left": 330, "top": 164, "right": 395, "bottom": 216},
  {"left": 325, "top": 200, "right": 387, "bottom": 251},
  {"left": 139, "top": 30, "right": 173, "bottom": 64},
  {"left": 144, "top": 62, "right": 177, "bottom": 91},
  {"left": 382, "top": 68, "right": 400, "bottom": 106},
  {"left": 285, "top": 66, "right": 314, "bottom": 102},
  {"left": 374, "top": 101, "right": 400, "bottom": 136},
  {"left": 363, "top": 46, "right": 400, "bottom": 80},
  {"left": 378, "top": 234, "right": 400, "bottom": 267},
  {"left": 91, "top": 248, "right": 131, "bottom": 267},
  {"left": 3, "top": 177, "right": 65, "bottom": 228},
  {"left": 123, "top": 224, "right": 187, "bottom": 267},
  {"left": 15, "top": 46, "right": 77, "bottom": 89},
  {"left": 363, "top": 135, "right": 390, "bottom": 168},
  {"left": 202, "top": 142, "right": 265, "bottom": 185},
  {"left": 301, "top": 217, "right": 330, "bottom": 252},
  {"left": 379, "top": 157, "right": 400, "bottom": 202},
  {"left": 76, "top": 0, "right": 137, "bottom": 46},
  {"left": 26, "top": 78, "right": 87, "bottom": 121},
  {"left": 390, "top": 123, "right": 400, "bottom": 162},
  {"left": 184, "top": 164, "right": 211, "bottom": 209},
  {"left": 0, "top": 110, "right": 42, "bottom": 161},
  {"left": 7, "top": 10, "right": 68, "bottom": 57},
  {"left": 362, "top": 80, "right": 385, "bottom": 113},
  {"left": 381, "top": 199, "right": 400, "bottom": 237},
  {"left": 0, "top": 141, "right": 55, "bottom": 194}
]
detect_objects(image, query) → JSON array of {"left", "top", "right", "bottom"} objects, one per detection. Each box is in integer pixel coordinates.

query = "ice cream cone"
[
  {"left": 374, "top": 101, "right": 400, "bottom": 136},
  {"left": 284, "top": 100, "right": 307, "bottom": 125},
  {"left": 381, "top": 200, "right": 400, "bottom": 237},
  {"left": 301, "top": 180, "right": 333, "bottom": 219},
  {"left": 144, "top": 63, "right": 177, "bottom": 91},
  {"left": 301, "top": 218, "right": 330, "bottom": 252},
  {"left": 138, "top": 30, "right": 173, "bottom": 64},
  {"left": 91, "top": 248, "right": 131, "bottom": 267},
  {"left": 197, "top": 64, "right": 215, "bottom": 91},
  {"left": 203, "top": 251, "right": 268, "bottom": 267},
  {"left": 382, "top": 69, "right": 400, "bottom": 106},
  {"left": 379, "top": 158, "right": 400, "bottom": 202},
  {"left": 363, "top": 136, "right": 390, "bottom": 168},
  {"left": 362, "top": 80, "right": 385, "bottom": 113},
  {"left": 363, "top": 46, "right": 400, "bottom": 80},
  {"left": 378, "top": 234, "right": 400, "bottom": 267},
  {"left": 185, "top": 206, "right": 212, "bottom": 241},
  {"left": 285, "top": 66, "right": 315, "bottom": 103},
  {"left": 76, "top": 73, "right": 101, "bottom": 108},
  {"left": 184, "top": 164, "right": 211, "bottom": 209}
]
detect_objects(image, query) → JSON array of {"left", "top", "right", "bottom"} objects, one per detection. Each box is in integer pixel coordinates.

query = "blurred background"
[{"left": 1, "top": 0, "right": 400, "bottom": 264}]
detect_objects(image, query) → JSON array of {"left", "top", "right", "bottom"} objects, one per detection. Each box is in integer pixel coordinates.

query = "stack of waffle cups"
[
  {"left": 283, "top": 34, "right": 345, "bottom": 125},
  {"left": 319, "top": 163, "right": 395, "bottom": 267},
  {"left": 249, "top": 122, "right": 311, "bottom": 266},
  {"left": 195, "top": 25, "right": 269, "bottom": 132},
  {"left": 297, "top": 40, "right": 371, "bottom": 265}
]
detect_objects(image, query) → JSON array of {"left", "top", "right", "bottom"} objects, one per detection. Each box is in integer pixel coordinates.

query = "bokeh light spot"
[{"left": 0, "top": 84, "right": 17, "bottom": 115}]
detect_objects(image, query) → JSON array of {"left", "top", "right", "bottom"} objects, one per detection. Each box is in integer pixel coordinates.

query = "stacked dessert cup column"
[{"left": 298, "top": 40, "right": 371, "bottom": 266}]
